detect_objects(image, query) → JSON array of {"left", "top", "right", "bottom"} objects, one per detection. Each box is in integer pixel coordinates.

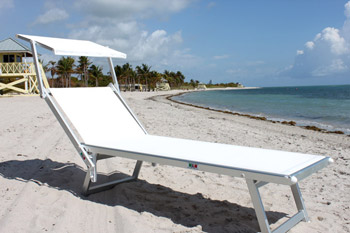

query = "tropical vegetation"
[{"left": 44, "top": 56, "right": 242, "bottom": 90}]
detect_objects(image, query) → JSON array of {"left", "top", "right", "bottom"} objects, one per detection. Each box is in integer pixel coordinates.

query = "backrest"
[{"left": 49, "top": 87, "right": 146, "bottom": 145}]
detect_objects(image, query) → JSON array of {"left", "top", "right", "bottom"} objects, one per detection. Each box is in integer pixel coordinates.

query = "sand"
[{"left": 0, "top": 90, "right": 349, "bottom": 233}]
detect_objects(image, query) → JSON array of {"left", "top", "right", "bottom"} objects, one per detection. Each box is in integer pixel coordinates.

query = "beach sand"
[{"left": 0, "top": 90, "right": 349, "bottom": 232}]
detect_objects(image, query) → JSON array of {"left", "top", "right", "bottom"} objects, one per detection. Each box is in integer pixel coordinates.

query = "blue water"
[{"left": 173, "top": 85, "right": 350, "bottom": 134}]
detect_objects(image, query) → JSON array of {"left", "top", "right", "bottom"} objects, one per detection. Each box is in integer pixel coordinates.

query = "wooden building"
[{"left": 0, "top": 38, "right": 48, "bottom": 95}]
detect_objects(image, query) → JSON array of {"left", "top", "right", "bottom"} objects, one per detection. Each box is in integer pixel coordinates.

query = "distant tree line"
[
  {"left": 43, "top": 56, "right": 186, "bottom": 90},
  {"left": 114, "top": 63, "right": 186, "bottom": 90},
  {"left": 206, "top": 80, "right": 242, "bottom": 88},
  {"left": 43, "top": 56, "right": 242, "bottom": 90}
]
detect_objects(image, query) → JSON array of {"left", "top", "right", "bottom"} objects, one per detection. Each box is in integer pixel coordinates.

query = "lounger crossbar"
[
  {"left": 82, "top": 155, "right": 143, "bottom": 195},
  {"left": 17, "top": 34, "right": 333, "bottom": 233}
]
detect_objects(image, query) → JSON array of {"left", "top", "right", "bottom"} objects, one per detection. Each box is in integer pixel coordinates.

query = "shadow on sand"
[{"left": 0, "top": 158, "right": 287, "bottom": 232}]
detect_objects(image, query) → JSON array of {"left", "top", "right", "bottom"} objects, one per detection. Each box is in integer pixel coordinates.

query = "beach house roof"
[{"left": 0, "top": 38, "right": 32, "bottom": 55}]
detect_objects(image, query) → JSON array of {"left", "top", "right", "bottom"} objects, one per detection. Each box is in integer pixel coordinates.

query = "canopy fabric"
[
  {"left": 16, "top": 34, "right": 126, "bottom": 58},
  {"left": 50, "top": 87, "right": 145, "bottom": 144}
]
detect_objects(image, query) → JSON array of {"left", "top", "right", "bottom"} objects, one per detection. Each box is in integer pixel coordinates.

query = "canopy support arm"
[
  {"left": 30, "top": 40, "right": 46, "bottom": 98},
  {"left": 108, "top": 57, "right": 120, "bottom": 92}
]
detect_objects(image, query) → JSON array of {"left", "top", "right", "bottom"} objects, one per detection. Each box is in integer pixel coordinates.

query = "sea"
[{"left": 172, "top": 85, "right": 350, "bottom": 135}]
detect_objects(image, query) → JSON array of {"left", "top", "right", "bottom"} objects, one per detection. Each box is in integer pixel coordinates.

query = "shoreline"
[
  {"left": 204, "top": 86, "right": 260, "bottom": 91},
  {"left": 166, "top": 91, "right": 348, "bottom": 136}
]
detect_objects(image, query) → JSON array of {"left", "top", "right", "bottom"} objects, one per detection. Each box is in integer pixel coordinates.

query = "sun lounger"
[{"left": 17, "top": 34, "right": 333, "bottom": 233}]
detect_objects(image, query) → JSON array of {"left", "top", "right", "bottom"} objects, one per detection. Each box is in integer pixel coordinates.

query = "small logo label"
[{"left": 188, "top": 163, "right": 198, "bottom": 169}]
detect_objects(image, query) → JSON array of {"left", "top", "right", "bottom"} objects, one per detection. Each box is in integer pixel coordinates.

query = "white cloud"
[
  {"left": 69, "top": 21, "right": 188, "bottom": 66},
  {"left": 312, "top": 59, "right": 348, "bottom": 77},
  {"left": 70, "top": 21, "right": 139, "bottom": 44},
  {"left": 66, "top": 0, "right": 198, "bottom": 71},
  {"left": 213, "top": 54, "right": 229, "bottom": 60},
  {"left": 74, "top": 0, "right": 195, "bottom": 20},
  {"left": 0, "top": 0, "right": 13, "bottom": 10},
  {"left": 305, "top": 41, "right": 314, "bottom": 50},
  {"left": 345, "top": 1, "right": 350, "bottom": 18},
  {"left": 286, "top": 1, "right": 350, "bottom": 79},
  {"left": 34, "top": 8, "right": 69, "bottom": 24},
  {"left": 317, "top": 27, "right": 348, "bottom": 55},
  {"left": 130, "top": 30, "right": 183, "bottom": 61},
  {"left": 69, "top": 21, "right": 139, "bottom": 52},
  {"left": 28, "top": 0, "right": 197, "bottom": 74}
]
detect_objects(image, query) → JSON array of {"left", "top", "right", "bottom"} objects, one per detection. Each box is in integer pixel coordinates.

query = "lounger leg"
[
  {"left": 81, "top": 154, "right": 97, "bottom": 196},
  {"left": 291, "top": 183, "right": 309, "bottom": 222},
  {"left": 82, "top": 159, "right": 143, "bottom": 196},
  {"left": 246, "top": 179, "right": 311, "bottom": 233},
  {"left": 82, "top": 169, "right": 92, "bottom": 195},
  {"left": 132, "top": 160, "right": 143, "bottom": 178},
  {"left": 246, "top": 179, "right": 272, "bottom": 233}
]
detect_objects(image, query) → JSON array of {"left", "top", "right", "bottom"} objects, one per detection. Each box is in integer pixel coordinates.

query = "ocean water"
[{"left": 173, "top": 85, "right": 350, "bottom": 134}]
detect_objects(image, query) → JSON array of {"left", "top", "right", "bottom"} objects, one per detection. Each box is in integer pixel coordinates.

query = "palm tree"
[
  {"left": 114, "top": 64, "right": 126, "bottom": 86},
  {"left": 114, "top": 65, "right": 122, "bottom": 80},
  {"left": 163, "top": 70, "right": 176, "bottom": 87},
  {"left": 77, "top": 56, "right": 91, "bottom": 87},
  {"left": 190, "top": 79, "right": 196, "bottom": 88},
  {"left": 122, "top": 63, "right": 135, "bottom": 90},
  {"left": 48, "top": 61, "right": 56, "bottom": 87},
  {"left": 89, "top": 65, "right": 103, "bottom": 87},
  {"left": 175, "top": 71, "right": 185, "bottom": 86},
  {"left": 56, "top": 56, "right": 75, "bottom": 87},
  {"left": 149, "top": 70, "right": 161, "bottom": 90},
  {"left": 136, "top": 64, "right": 151, "bottom": 90}
]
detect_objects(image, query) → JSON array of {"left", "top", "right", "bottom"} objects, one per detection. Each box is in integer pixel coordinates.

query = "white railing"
[
  {"left": 0, "top": 62, "right": 35, "bottom": 75},
  {"left": 0, "top": 62, "right": 49, "bottom": 95}
]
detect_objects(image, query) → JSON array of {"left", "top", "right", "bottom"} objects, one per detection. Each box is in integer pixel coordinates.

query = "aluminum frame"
[
  {"left": 82, "top": 142, "right": 330, "bottom": 232},
  {"left": 21, "top": 35, "right": 333, "bottom": 233},
  {"left": 83, "top": 143, "right": 331, "bottom": 186},
  {"left": 27, "top": 37, "right": 144, "bottom": 193}
]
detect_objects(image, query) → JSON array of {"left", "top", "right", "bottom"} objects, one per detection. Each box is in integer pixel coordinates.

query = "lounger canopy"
[
  {"left": 18, "top": 34, "right": 332, "bottom": 233},
  {"left": 17, "top": 34, "right": 126, "bottom": 58}
]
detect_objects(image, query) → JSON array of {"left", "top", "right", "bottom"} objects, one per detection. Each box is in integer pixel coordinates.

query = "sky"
[{"left": 1, "top": 0, "right": 350, "bottom": 87}]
